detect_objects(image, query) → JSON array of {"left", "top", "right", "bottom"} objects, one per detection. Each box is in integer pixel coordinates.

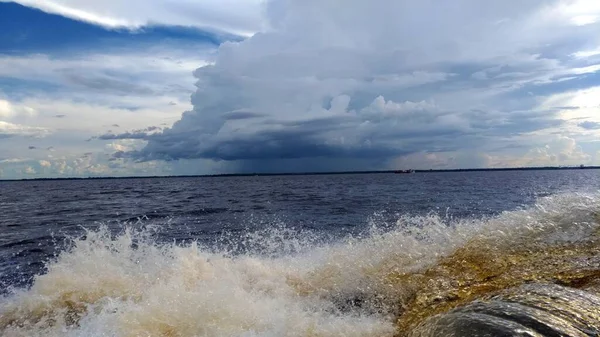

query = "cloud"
[
  {"left": 578, "top": 121, "right": 600, "bottom": 130},
  {"left": 3, "top": 0, "right": 600, "bottom": 178},
  {"left": 99, "top": 132, "right": 152, "bottom": 141},
  {"left": 0, "top": 121, "right": 48, "bottom": 138},
  {"left": 0, "top": 99, "right": 36, "bottom": 119},
  {"left": 4, "top": 0, "right": 265, "bottom": 36},
  {"left": 0, "top": 2, "right": 232, "bottom": 57},
  {"left": 222, "top": 111, "right": 267, "bottom": 120},
  {"left": 0, "top": 5, "right": 217, "bottom": 179},
  {"left": 106, "top": 95, "right": 464, "bottom": 160},
  {"left": 0, "top": 158, "right": 31, "bottom": 164},
  {"left": 392, "top": 151, "right": 498, "bottom": 170},
  {"left": 0, "top": 52, "right": 203, "bottom": 156},
  {"left": 0, "top": 150, "right": 175, "bottom": 179},
  {"left": 517, "top": 136, "right": 592, "bottom": 166},
  {"left": 0, "top": 95, "right": 188, "bottom": 178},
  {"left": 61, "top": 70, "right": 156, "bottom": 96},
  {"left": 23, "top": 166, "right": 36, "bottom": 175},
  {"left": 108, "top": 0, "right": 599, "bottom": 172},
  {"left": 573, "top": 47, "right": 600, "bottom": 59},
  {"left": 390, "top": 135, "right": 593, "bottom": 169},
  {"left": 99, "top": 126, "right": 163, "bottom": 141},
  {"left": 0, "top": 99, "right": 11, "bottom": 118},
  {"left": 0, "top": 53, "right": 207, "bottom": 99},
  {"left": 0, "top": 97, "right": 184, "bottom": 139}
]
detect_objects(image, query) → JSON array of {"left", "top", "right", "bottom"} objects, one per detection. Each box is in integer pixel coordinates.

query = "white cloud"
[
  {"left": 0, "top": 121, "right": 49, "bottom": 138},
  {"left": 391, "top": 135, "right": 593, "bottom": 169},
  {"left": 0, "top": 48, "right": 201, "bottom": 178},
  {"left": 0, "top": 3, "right": 225, "bottom": 179},
  {"left": 0, "top": 53, "right": 207, "bottom": 99},
  {"left": 517, "top": 136, "right": 592, "bottom": 166},
  {"left": 0, "top": 99, "right": 36, "bottom": 119},
  {"left": 105, "top": 139, "right": 146, "bottom": 153},
  {"left": 125, "top": 0, "right": 599, "bottom": 171},
  {"left": 0, "top": 158, "right": 32, "bottom": 164},
  {"left": 391, "top": 152, "right": 475, "bottom": 170},
  {"left": 38, "top": 160, "right": 51, "bottom": 168},
  {"left": 9, "top": 97, "right": 185, "bottom": 133},
  {"left": 23, "top": 166, "right": 36, "bottom": 175},
  {"left": 0, "top": 50, "right": 204, "bottom": 142},
  {"left": 0, "top": 152, "right": 173, "bottom": 179},
  {"left": 540, "top": 86, "right": 600, "bottom": 122},
  {"left": 362, "top": 96, "right": 439, "bottom": 117},
  {"left": 551, "top": 0, "right": 600, "bottom": 26},
  {"left": 4, "top": 0, "right": 266, "bottom": 36},
  {"left": 573, "top": 47, "right": 600, "bottom": 58},
  {"left": 0, "top": 95, "right": 191, "bottom": 179},
  {"left": 594, "top": 151, "right": 600, "bottom": 165},
  {"left": 0, "top": 99, "right": 11, "bottom": 118}
]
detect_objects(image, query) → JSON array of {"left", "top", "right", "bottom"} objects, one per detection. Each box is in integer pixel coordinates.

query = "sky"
[{"left": 0, "top": 0, "right": 599, "bottom": 179}]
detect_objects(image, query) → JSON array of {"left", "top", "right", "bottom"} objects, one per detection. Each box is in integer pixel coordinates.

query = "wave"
[
  {"left": 410, "top": 283, "right": 600, "bottom": 336},
  {"left": 1, "top": 192, "right": 600, "bottom": 336}
]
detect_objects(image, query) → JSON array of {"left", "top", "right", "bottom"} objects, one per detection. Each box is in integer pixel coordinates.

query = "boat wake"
[{"left": 1, "top": 192, "right": 600, "bottom": 336}]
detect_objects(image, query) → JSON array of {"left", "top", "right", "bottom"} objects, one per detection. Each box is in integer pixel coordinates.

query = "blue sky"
[{"left": 1, "top": 0, "right": 600, "bottom": 179}]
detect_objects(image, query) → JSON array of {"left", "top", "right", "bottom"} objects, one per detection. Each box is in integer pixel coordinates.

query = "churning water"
[{"left": 1, "top": 170, "right": 599, "bottom": 336}]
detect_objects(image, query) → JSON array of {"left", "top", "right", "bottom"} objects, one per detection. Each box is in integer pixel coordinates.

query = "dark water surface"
[
  {"left": 1, "top": 170, "right": 599, "bottom": 336},
  {"left": 1, "top": 170, "right": 598, "bottom": 289},
  {"left": 0, "top": 170, "right": 596, "bottom": 284}
]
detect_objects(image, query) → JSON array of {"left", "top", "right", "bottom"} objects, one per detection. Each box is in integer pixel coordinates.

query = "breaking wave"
[{"left": 1, "top": 192, "right": 600, "bottom": 336}]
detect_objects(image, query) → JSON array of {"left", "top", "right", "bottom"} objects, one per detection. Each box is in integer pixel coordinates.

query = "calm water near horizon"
[{"left": 1, "top": 169, "right": 600, "bottom": 336}]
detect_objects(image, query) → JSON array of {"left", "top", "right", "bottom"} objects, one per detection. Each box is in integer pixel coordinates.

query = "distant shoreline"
[{"left": 1, "top": 166, "right": 598, "bottom": 182}]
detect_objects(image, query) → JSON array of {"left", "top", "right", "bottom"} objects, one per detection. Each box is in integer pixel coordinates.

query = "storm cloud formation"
[{"left": 114, "top": 0, "right": 600, "bottom": 172}]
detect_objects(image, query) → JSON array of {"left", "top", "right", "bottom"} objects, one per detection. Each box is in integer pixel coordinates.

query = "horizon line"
[{"left": 0, "top": 165, "right": 598, "bottom": 182}]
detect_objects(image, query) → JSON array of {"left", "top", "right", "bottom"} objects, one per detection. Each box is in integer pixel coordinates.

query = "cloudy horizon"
[{"left": 1, "top": 0, "right": 599, "bottom": 179}]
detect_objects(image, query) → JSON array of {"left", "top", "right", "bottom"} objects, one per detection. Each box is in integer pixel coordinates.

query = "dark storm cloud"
[
  {"left": 120, "top": 127, "right": 404, "bottom": 162},
  {"left": 112, "top": 98, "right": 567, "bottom": 166},
  {"left": 233, "top": 156, "right": 395, "bottom": 174}
]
